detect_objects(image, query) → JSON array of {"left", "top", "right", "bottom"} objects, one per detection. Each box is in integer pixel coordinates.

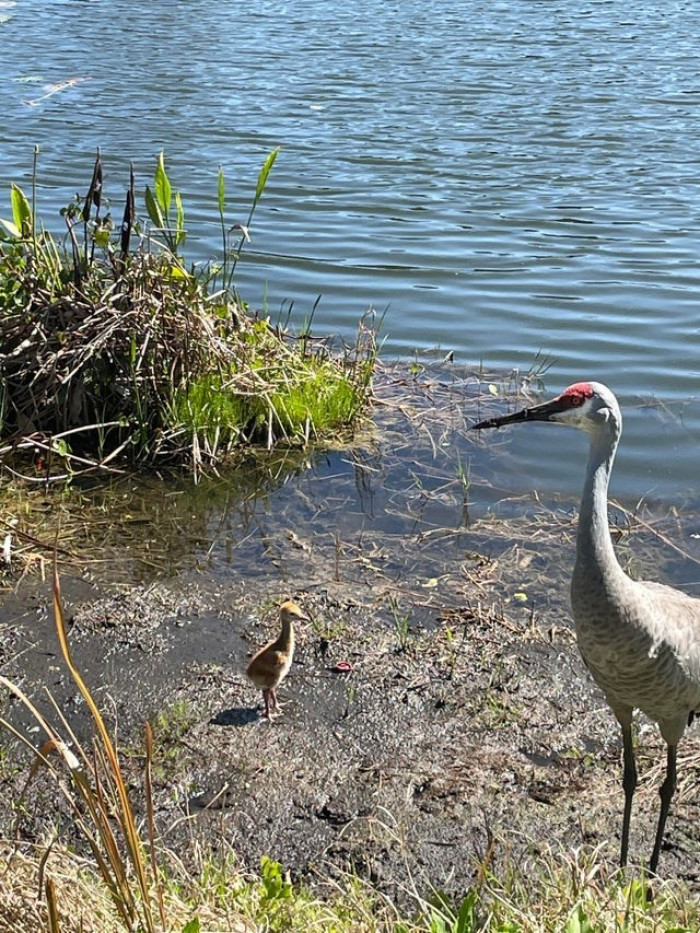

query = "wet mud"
[{"left": 2, "top": 366, "right": 700, "bottom": 906}]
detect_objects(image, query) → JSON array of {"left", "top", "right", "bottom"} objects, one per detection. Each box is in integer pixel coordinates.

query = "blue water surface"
[{"left": 1, "top": 0, "right": 700, "bottom": 503}]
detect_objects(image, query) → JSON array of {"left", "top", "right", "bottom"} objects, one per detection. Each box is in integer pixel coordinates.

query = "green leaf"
[
  {"left": 144, "top": 186, "right": 164, "bottom": 228},
  {"left": 181, "top": 920, "right": 200, "bottom": 933},
  {"left": 154, "top": 150, "right": 172, "bottom": 215},
  {"left": 623, "top": 878, "right": 653, "bottom": 911},
  {"left": 93, "top": 229, "right": 111, "bottom": 249},
  {"left": 455, "top": 890, "right": 477, "bottom": 932},
  {"left": 255, "top": 146, "right": 280, "bottom": 202},
  {"left": 428, "top": 914, "right": 447, "bottom": 933},
  {"left": 175, "top": 190, "right": 186, "bottom": 248},
  {"left": 50, "top": 438, "right": 70, "bottom": 458},
  {"left": 217, "top": 165, "right": 225, "bottom": 216},
  {"left": 93, "top": 227, "right": 109, "bottom": 249},
  {"left": 0, "top": 218, "right": 21, "bottom": 238},
  {"left": 565, "top": 905, "right": 595, "bottom": 933},
  {"left": 259, "top": 855, "right": 292, "bottom": 902},
  {"left": 10, "top": 183, "right": 32, "bottom": 237}
]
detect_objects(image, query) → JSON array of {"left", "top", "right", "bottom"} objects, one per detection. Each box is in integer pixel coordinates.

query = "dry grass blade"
[
  {"left": 51, "top": 555, "right": 157, "bottom": 932},
  {"left": 0, "top": 685, "right": 145, "bottom": 929},
  {"left": 0, "top": 690, "right": 136, "bottom": 928},
  {"left": 45, "top": 877, "right": 61, "bottom": 933}
]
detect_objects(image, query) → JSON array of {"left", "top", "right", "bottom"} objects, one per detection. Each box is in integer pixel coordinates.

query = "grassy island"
[{"left": 0, "top": 149, "right": 377, "bottom": 479}]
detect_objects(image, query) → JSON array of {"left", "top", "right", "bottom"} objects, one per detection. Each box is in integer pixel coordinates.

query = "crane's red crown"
[{"left": 559, "top": 382, "right": 595, "bottom": 408}]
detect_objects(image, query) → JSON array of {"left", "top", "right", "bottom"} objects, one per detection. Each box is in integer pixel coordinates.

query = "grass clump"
[
  {"left": 0, "top": 148, "right": 377, "bottom": 477},
  {"left": 172, "top": 315, "right": 375, "bottom": 457}
]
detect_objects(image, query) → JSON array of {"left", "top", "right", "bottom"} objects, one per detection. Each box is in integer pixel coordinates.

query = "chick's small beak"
[{"left": 471, "top": 395, "right": 566, "bottom": 430}]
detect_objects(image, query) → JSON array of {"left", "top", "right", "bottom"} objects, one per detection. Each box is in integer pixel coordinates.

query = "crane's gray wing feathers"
[{"left": 575, "top": 577, "right": 700, "bottom": 724}]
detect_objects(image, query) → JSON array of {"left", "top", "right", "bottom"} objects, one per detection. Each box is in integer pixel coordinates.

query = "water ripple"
[{"left": 3, "top": 0, "right": 700, "bottom": 501}]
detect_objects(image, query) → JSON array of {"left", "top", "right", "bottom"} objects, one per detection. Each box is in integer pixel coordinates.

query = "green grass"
[
  {"left": 143, "top": 699, "right": 199, "bottom": 782},
  {"left": 173, "top": 333, "right": 373, "bottom": 452},
  {"left": 269, "top": 357, "right": 368, "bottom": 437},
  {"left": 3, "top": 835, "right": 700, "bottom": 932},
  {"left": 172, "top": 372, "right": 251, "bottom": 449},
  {"left": 389, "top": 597, "right": 413, "bottom": 652}
]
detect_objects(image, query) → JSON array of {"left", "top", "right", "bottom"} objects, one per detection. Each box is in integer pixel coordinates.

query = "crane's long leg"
[
  {"left": 649, "top": 744, "right": 677, "bottom": 875},
  {"left": 620, "top": 720, "right": 637, "bottom": 868}
]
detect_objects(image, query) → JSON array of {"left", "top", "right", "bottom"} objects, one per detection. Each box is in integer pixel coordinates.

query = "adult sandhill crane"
[
  {"left": 246, "top": 600, "right": 309, "bottom": 719},
  {"left": 473, "top": 381, "right": 700, "bottom": 874}
]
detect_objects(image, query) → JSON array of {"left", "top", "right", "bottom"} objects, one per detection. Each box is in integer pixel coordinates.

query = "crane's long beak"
[{"left": 471, "top": 394, "right": 565, "bottom": 430}]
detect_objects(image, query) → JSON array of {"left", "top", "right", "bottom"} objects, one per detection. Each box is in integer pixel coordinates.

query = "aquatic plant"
[{"left": 0, "top": 148, "right": 377, "bottom": 477}]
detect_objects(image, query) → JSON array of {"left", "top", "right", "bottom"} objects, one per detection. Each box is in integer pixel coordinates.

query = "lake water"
[{"left": 2, "top": 0, "right": 700, "bottom": 509}]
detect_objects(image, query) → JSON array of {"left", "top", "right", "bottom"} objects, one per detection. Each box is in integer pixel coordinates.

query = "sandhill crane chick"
[
  {"left": 473, "top": 382, "right": 700, "bottom": 875},
  {"left": 246, "top": 600, "right": 308, "bottom": 719}
]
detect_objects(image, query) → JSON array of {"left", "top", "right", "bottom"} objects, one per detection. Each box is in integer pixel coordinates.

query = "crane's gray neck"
[{"left": 575, "top": 425, "right": 623, "bottom": 581}]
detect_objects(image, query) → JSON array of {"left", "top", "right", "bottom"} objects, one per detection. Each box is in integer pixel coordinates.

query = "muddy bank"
[{"left": 2, "top": 366, "right": 700, "bottom": 907}]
